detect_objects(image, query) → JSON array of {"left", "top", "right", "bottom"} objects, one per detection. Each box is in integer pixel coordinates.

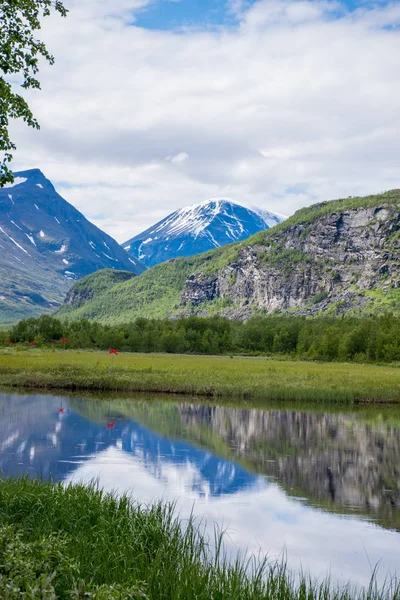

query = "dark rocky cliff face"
[{"left": 181, "top": 204, "right": 400, "bottom": 318}]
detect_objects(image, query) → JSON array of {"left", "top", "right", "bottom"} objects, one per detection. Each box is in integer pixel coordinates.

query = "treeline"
[{"left": 1, "top": 313, "right": 400, "bottom": 363}]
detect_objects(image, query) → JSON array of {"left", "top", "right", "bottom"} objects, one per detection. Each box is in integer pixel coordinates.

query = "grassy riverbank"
[
  {"left": 1, "top": 349, "right": 400, "bottom": 403},
  {"left": 0, "top": 478, "right": 398, "bottom": 600}
]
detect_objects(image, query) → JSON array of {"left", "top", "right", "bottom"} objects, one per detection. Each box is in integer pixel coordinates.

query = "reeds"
[{"left": 0, "top": 478, "right": 399, "bottom": 599}]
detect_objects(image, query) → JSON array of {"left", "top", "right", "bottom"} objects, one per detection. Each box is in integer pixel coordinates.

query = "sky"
[{"left": 7, "top": 0, "right": 400, "bottom": 242}]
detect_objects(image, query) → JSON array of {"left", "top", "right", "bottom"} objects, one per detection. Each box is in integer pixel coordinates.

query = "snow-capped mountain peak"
[{"left": 123, "top": 198, "right": 286, "bottom": 268}]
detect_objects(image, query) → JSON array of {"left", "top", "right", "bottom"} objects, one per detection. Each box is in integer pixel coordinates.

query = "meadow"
[
  {"left": 0, "top": 349, "right": 400, "bottom": 403},
  {"left": 0, "top": 478, "right": 399, "bottom": 600}
]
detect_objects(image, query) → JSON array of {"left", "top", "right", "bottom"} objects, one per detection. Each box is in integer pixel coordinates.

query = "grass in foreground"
[
  {"left": 0, "top": 478, "right": 399, "bottom": 600},
  {"left": 1, "top": 349, "right": 400, "bottom": 403}
]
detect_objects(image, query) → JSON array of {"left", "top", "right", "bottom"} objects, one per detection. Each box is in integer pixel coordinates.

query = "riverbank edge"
[
  {"left": 1, "top": 350, "right": 400, "bottom": 404},
  {"left": 1, "top": 378, "right": 400, "bottom": 405}
]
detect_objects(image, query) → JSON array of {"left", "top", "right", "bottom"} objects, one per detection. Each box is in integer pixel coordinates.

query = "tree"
[{"left": 0, "top": 0, "right": 67, "bottom": 186}]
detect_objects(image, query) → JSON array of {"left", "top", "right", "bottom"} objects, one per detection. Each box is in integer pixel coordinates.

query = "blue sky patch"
[
  {"left": 134, "top": 0, "right": 390, "bottom": 32},
  {"left": 134, "top": 0, "right": 250, "bottom": 31}
]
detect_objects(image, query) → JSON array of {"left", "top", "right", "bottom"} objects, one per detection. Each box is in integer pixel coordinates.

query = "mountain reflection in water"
[{"left": 1, "top": 392, "right": 400, "bottom": 587}]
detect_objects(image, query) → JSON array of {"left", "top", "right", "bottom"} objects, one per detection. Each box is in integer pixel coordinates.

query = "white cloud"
[
  {"left": 8, "top": 0, "right": 400, "bottom": 241},
  {"left": 167, "top": 152, "right": 190, "bottom": 163}
]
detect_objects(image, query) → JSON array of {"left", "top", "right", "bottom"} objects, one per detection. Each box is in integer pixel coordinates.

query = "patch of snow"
[
  {"left": 36, "top": 184, "right": 44, "bottom": 189},
  {"left": 26, "top": 234, "right": 36, "bottom": 246},
  {"left": 250, "top": 205, "right": 287, "bottom": 227},
  {"left": 102, "top": 252, "right": 117, "bottom": 261},
  {"left": 55, "top": 244, "right": 66, "bottom": 254},
  {"left": 207, "top": 231, "right": 221, "bottom": 247},
  {"left": 124, "top": 245, "right": 131, "bottom": 250},
  {"left": 4, "top": 177, "right": 27, "bottom": 188},
  {"left": 0, "top": 296, "right": 5, "bottom": 300},
  {"left": 0, "top": 226, "right": 31, "bottom": 255},
  {"left": 34, "top": 204, "right": 40, "bottom": 211},
  {"left": 65, "top": 271, "right": 75, "bottom": 276},
  {"left": 103, "top": 241, "right": 110, "bottom": 250},
  {"left": 128, "top": 258, "right": 137, "bottom": 265},
  {"left": 143, "top": 238, "right": 153, "bottom": 245},
  {"left": 8, "top": 194, "right": 14, "bottom": 204},
  {"left": 54, "top": 217, "right": 61, "bottom": 224},
  {"left": 10, "top": 220, "right": 23, "bottom": 231},
  {"left": 39, "top": 230, "right": 45, "bottom": 238},
  {"left": 13, "top": 255, "right": 22, "bottom": 263},
  {"left": 62, "top": 259, "right": 69, "bottom": 265},
  {"left": 89, "top": 241, "right": 96, "bottom": 249}
]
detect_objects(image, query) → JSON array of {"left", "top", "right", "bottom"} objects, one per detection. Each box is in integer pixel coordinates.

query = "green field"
[
  {"left": 1, "top": 349, "right": 400, "bottom": 403},
  {"left": 0, "top": 478, "right": 398, "bottom": 600}
]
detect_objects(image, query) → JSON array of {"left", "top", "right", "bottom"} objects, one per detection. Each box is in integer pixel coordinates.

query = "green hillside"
[
  {"left": 57, "top": 190, "right": 400, "bottom": 324},
  {"left": 57, "top": 254, "right": 215, "bottom": 323}
]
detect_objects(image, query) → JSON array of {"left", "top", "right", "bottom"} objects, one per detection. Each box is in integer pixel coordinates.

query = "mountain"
[
  {"left": 0, "top": 169, "right": 146, "bottom": 323},
  {"left": 58, "top": 189, "right": 400, "bottom": 324},
  {"left": 123, "top": 199, "right": 285, "bottom": 267}
]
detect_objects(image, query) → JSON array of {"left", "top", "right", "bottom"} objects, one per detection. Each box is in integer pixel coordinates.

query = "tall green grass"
[
  {"left": 1, "top": 349, "right": 400, "bottom": 403},
  {"left": 0, "top": 478, "right": 399, "bottom": 599}
]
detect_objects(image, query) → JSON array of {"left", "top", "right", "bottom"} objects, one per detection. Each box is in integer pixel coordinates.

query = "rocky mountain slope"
[
  {"left": 123, "top": 199, "right": 284, "bottom": 267},
  {"left": 0, "top": 169, "right": 145, "bottom": 323},
  {"left": 58, "top": 190, "right": 400, "bottom": 324},
  {"left": 176, "top": 403, "right": 400, "bottom": 529}
]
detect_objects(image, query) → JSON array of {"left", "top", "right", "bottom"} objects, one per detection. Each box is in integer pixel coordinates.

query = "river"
[{"left": 1, "top": 391, "right": 399, "bottom": 587}]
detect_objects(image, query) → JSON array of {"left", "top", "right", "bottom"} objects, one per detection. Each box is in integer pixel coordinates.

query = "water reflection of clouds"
[
  {"left": 65, "top": 446, "right": 400, "bottom": 588},
  {"left": 2, "top": 392, "right": 400, "bottom": 589}
]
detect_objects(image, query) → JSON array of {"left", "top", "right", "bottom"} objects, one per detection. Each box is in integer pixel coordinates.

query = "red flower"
[
  {"left": 61, "top": 338, "right": 68, "bottom": 344},
  {"left": 30, "top": 341, "right": 37, "bottom": 346},
  {"left": 109, "top": 348, "right": 118, "bottom": 355},
  {"left": 106, "top": 420, "right": 116, "bottom": 430},
  {"left": 7, "top": 339, "right": 12, "bottom": 344},
  {"left": 58, "top": 408, "right": 65, "bottom": 414}
]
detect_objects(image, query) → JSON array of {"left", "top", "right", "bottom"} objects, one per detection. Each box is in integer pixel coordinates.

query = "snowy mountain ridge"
[
  {"left": 0, "top": 169, "right": 145, "bottom": 323},
  {"left": 123, "top": 198, "right": 285, "bottom": 267}
]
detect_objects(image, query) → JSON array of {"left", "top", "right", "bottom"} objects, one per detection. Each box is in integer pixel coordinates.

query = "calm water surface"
[{"left": 1, "top": 391, "right": 400, "bottom": 587}]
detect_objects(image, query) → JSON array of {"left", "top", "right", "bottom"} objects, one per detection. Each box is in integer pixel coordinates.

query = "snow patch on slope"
[
  {"left": 250, "top": 205, "right": 287, "bottom": 228},
  {"left": 4, "top": 177, "right": 27, "bottom": 188},
  {"left": 0, "top": 226, "right": 31, "bottom": 255},
  {"left": 26, "top": 234, "right": 36, "bottom": 246}
]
